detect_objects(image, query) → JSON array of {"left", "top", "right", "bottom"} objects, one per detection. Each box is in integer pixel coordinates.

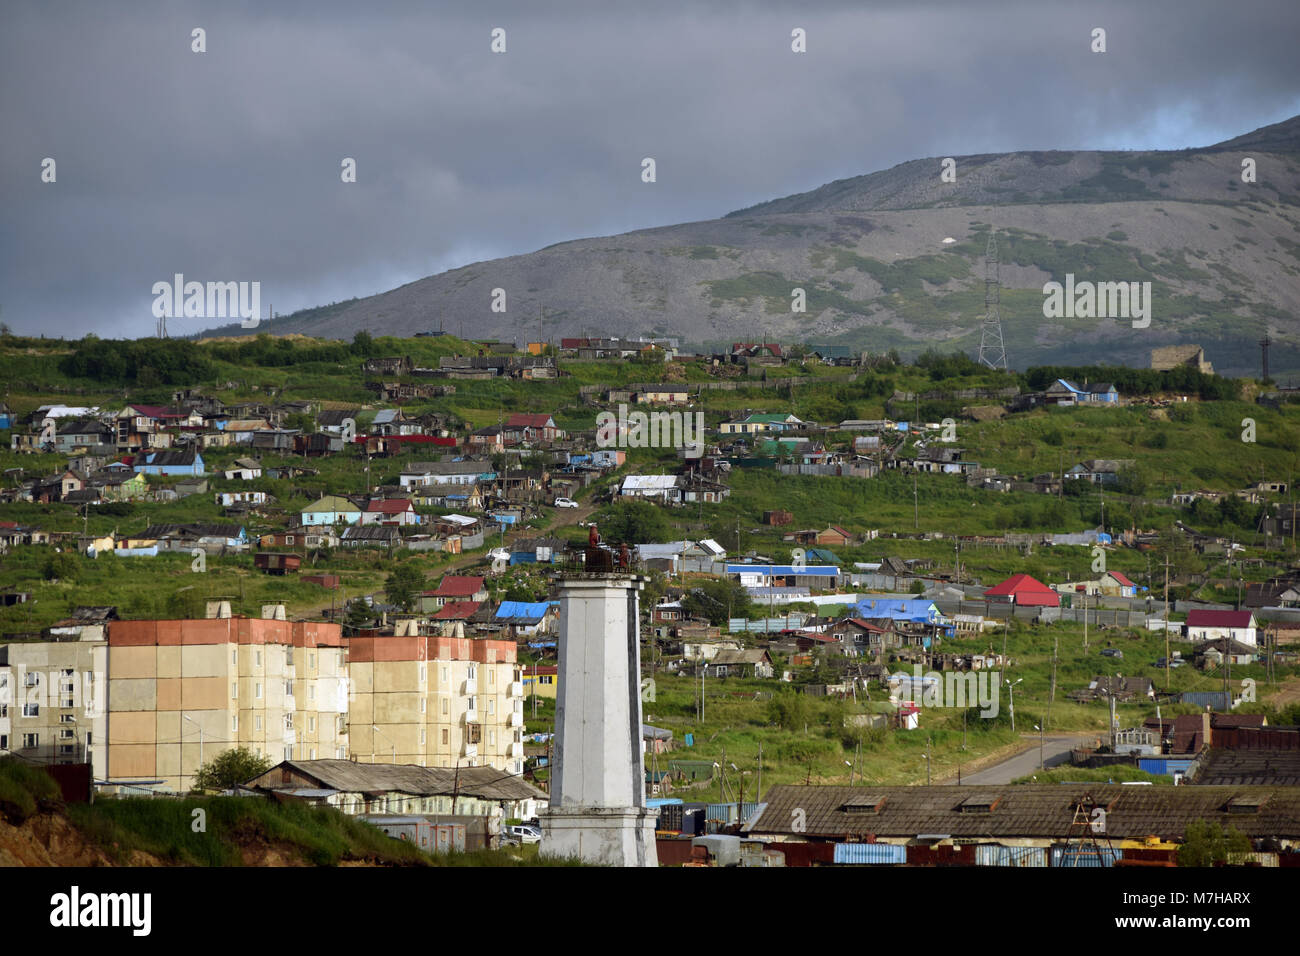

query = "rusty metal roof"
[
  {"left": 257, "top": 759, "right": 545, "bottom": 801},
  {"left": 745, "top": 784, "right": 1300, "bottom": 841}
]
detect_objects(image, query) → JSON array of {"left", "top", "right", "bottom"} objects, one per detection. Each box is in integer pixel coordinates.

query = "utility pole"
[
  {"left": 1047, "top": 632, "right": 1058, "bottom": 733},
  {"left": 1163, "top": 554, "right": 1171, "bottom": 691},
  {"left": 913, "top": 474, "right": 918, "bottom": 530}
]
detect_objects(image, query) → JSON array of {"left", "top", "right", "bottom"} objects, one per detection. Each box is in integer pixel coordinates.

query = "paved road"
[{"left": 957, "top": 734, "right": 1097, "bottom": 786}]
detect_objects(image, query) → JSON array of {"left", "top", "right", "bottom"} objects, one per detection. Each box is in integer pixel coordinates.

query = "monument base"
[{"left": 538, "top": 806, "right": 659, "bottom": 867}]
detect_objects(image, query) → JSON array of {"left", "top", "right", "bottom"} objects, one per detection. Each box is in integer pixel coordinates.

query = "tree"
[
  {"left": 351, "top": 330, "right": 375, "bottom": 356},
  {"left": 343, "top": 598, "right": 375, "bottom": 632},
  {"left": 385, "top": 562, "right": 426, "bottom": 611},
  {"left": 193, "top": 747, "right": 273, "bottom": 792},
  {"left": 1177, "top": 820, "right": 1251, "bottom": 867},
  {"left": 682, "top": 577, "right": 752, "bottom": 626},
  {"left": 42, "top": 551, "right": 80, "bottom": 583},
  {"left": 597, "top": 501, "right": 675, "bottom": 544}
]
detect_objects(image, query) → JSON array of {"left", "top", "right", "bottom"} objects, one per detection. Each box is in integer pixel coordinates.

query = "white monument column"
[{"left": 539, "top": 573, "right": 658, "bottom": 866}]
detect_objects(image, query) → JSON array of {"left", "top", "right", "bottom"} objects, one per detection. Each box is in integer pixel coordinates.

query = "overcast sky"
[{"left": 3, "top": 0, "right": 1298, "bottom": 339}]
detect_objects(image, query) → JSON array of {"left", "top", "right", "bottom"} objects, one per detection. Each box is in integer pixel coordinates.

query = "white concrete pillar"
[{"left": 540, "top": 574, "right": 657, "bottom": 867}]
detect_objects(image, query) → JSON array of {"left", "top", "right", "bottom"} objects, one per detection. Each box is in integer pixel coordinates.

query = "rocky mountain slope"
[{"left": 227, "top": 115, "right": 1300, "bottom": 376}]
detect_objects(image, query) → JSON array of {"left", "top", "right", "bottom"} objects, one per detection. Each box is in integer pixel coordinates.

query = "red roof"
[
  {"left": 983, "top": 573, "right": 1060, "bottom": 607},
  {"left": 128, "top": 404, "right": 185, "bottom": 420},
  {"left": 432, "top": 600, "right": 480, "bottom": 620},
  {"left": 365, "top": 498, "right": 413, "bottom": 513},
  {"left": 1186, "top": 610, "right": 1254, "bottom": 629},
  {"left": 506, "top": 413, "right": 555, "bottom": 428},
  {"left": 845, "top": 618, "right": 889, "bottom": 632},
  {"left": 1108, "top": 571, "right": 1137, "bottom": 587},
  {"left": 434, "top": 575, "right": 485, "bottom": 597},
  {"left": 525, "top": 665, "right": 558, "bottom": 677}
]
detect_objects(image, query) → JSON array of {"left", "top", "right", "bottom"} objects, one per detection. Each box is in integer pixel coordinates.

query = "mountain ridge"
[{"left": 209, "top": 115, "right": 1300, "bottom": 377}]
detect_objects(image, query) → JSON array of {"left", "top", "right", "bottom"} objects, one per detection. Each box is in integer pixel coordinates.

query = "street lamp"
[
  {"left": 372, "top": 724, "right": 396, "bottom": 764},
  {"left": 183, "top": 713, "right": 203, "bottom": 790},
  {"left": 1004, "top": 678, "right": 1023, "bottom": 733},
  {"left": 1034, "top": 723, "right": 1044, "bottom": 771}
]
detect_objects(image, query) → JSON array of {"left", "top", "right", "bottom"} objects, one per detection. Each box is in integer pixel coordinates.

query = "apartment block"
[
  {"left": 0, "top": 637, "right": 107, "bottom": 780},
  {"left": 105, "top": 616, "right": 348, "bottom": 792},
  {"left": 347, "top": 635, "right": 526, "bottom": 775}
]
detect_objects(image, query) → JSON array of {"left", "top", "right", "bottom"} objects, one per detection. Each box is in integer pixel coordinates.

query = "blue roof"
[
  {"left": 495, "top": 601, "right": 552, "bottom": 621},
  {"left": 726, "top": 565, "right": 839, "bottom": 576},
  {"left": 853, "top": 597, "right": 942, "bottom": 624}
]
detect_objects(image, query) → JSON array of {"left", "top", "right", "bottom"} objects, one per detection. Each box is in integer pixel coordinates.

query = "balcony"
[
  {"left": 462, "top": 741, "right": 477, "bottom": 758},
  {"left": 462, "top": 678, "right": 477, "bottom": 696},
  {"left": 508, "top": 711, "right": 524, "bottom": 729},
  {"left": 463, "top": 708, "right": 478, "bottom": 724},
  {"left": 508, "top": 742, "right": 524, "bottom": 758}
]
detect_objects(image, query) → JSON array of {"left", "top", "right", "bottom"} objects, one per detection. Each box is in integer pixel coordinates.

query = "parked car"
[
  {"left": 503, "top": 824, "right": 542, "bottom": 845},
  {"left": 553, "top": 497, "right": 579, "bottom": 508},
  {"left": 1100, "top": 648, "right": 1123, "bottom": 659},
  {"left": 1154, "top": 657, "right": 1186, "bottom": 668}
]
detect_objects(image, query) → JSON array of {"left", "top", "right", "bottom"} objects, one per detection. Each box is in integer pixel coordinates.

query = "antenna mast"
[{"left": 977, "top": 231, "right": 1007, "bottom": 370}]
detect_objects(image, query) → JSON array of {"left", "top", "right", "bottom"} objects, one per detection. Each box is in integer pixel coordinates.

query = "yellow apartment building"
[
  {"left": 105, "top": 614, "right": 349, "bottom": 792},
  {"left": 347, "top": 634, "right": 526, "bottom": 775}
]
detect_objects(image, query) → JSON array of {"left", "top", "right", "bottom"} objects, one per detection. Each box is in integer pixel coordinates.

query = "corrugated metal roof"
[
  {"left": 256, "top": 760, "right": 545, "bottom": 801},
  {"left": 744, "top": 784, "right": 1300, "bottom": 840}
]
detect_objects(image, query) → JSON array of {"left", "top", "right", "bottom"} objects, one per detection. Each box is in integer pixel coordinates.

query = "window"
[
  {"left": 420, "top": 729, "right": 426, "bottom": 745},
  {"left": 420, "top": 698, "right": 426, "bottom": 714},
  {"left": 232, "top": 649, "right": 238, "bottom": 664},
  {"left": 59, "top": 713, "right": 74, "bottom": 723},
  {"left": 489, "top": 730, "right": 495, "bottom": 746},
  {"left": 419, "top": 664, "right": 426, "bottom": 684},
  {"left": 489, "top": 670, "right": 495, "bottom": 686},
  {"left": 59, "top": 744, "right": 75, "bottom": 756},
  {"left": 255, "top": 683, "right": 263, "bottom": 699},
  {"left": 467, "top": 723, "right": 481, "bottom": 744},
  {"left": 255, "top": 715, "right": 263, "bottom": 731},
  {"left": 441, "top": 729, "right": 448, "bottom": 745},
  {"left": 22, "top": 733, "right": 38, "bottom": 749},
  {"left": 284, "top": 746, "right": 293, "bottom": 761},
  {"left": 59, "top": 728, "right": 74, "bottom": 740},
  {"left": 255, "top": 650, "right": 262, "bottom": 666},
  {"left": 441, "top": 667, "right": 448, "bottom": 683},
  {"left": 284, "top": 713, "right": 294, "bottom": 730},
  {"left": 285, "top": 681, "right": 293, "bottom": 697},
  {"left": 232, "top": 682, "right": 238, "bottom": 699},
  {"left": 232, "top": 715, "right": 238, "bottom": 732},
  {"left": 310, "top": 749, "right": 316, "bottom": 760},
  {"left": 467, "top": 665, "right": 477, "bottom": 681},
  {"left": 308, "top": 716, "right": 315, "bottom": 733},
  {"left": 286, "top": 536, "right": 294, "bottom": 546},
  {"left": 488, "top": 699, "right": 495, "bottom": 715},
  {"left": 540, "top": 675, "right": 554, "bottom": 685},
  {"left": 23, "top": 703, "right": 39, "bottom": 717},
  {"left": 308, "top": 685, "right": 315, "bottom": 701},
  {"left": 308, "top": 652, "right": 315, "bottom": 668},
  {"left": 0, "top": 735, "right": 7, "bottom": 750},
  {"left": 466, "top": 696, "right": 476, "bottom": 712},
  {"left": 441, "top": 698, "right": 448, "bottom": 715},
  {"left": 24, "top": 673, "right": 39, "bottom": 687},
  {"left": 62, "top": 698, "right": 74, "bottom": 708}
]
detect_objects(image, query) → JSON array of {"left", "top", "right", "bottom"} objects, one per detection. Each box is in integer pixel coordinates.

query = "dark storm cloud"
[{"left": 2, "top": 0, "right": 1298, "bottom": 337}]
